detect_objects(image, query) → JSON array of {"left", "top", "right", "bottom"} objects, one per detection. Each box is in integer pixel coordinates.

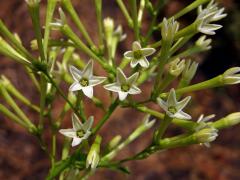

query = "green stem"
[
  {"left": 27, "top": 1, "right": 46, "bottom": 62},
  {"left": 130, "top": 0, "right": 140, "bottom": 41},
  {"left": 173, "top": 75, "right": 222, "bottom": 96},
  {"left": 94, "top": 0, "right": 104, "bottom": 49},
  {"left": 1, "top": 76, "right": 40, "bottom": 112},
  {"left": 92, "top": 99, "right": 119, "bottom": 134},
  {"left": 116, "top": 0, "right": 133, "bottom": 27},
  {"left": 39, "top": 74, "right": 47, "bottom": 130},
  {"left": 0, "top": 20, "right": 35, "bottom": 61},
  {"left": 137, "top": 0, "right": 145, "bottom": 27},
  {"left": 0, "top": 103, "right": 28, "bottom": 128},
  {"left": 43, "top": 0, "right": 58, "bottom": 58},
  {"left": 61, "top": 0, "right": 96, "bottom": 48},
  {"left": 154, "top": 114, "right": 173, "bottom": 142},
  {"left": 0, "top": 85, "right": 35, "bottom": 130}
]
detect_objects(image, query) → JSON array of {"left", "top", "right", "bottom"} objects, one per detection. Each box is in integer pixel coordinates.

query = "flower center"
[
  {"left": 76, "top": 129, "right": 85, "bottom": 138},
  {"left": 121, "top": 84, "right": 130, "bottom": 92},
  {"left": 80, "top": 78, "right": 89, "bottom": 87},
  {"left": 133, "top": 50, "right": 143, "bottom": 59},
  {"left": 168, "top": 106, "right": 177, "bottom": 114}
]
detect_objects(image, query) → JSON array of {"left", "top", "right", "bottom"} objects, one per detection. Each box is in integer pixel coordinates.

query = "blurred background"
[{"left": 0, "top": 0, "right": 240, "bottom": 179}]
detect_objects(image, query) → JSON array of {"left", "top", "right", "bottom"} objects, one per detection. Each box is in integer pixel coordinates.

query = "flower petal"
[
  {"left": 69, "top": 65, "right": 82, "bottom": 81},
  {"left": 116, "top": 68, "right": 127, "bottom": 84},
  {"left": 167, "top": 89, "right": 177, "bottom": 107},
  {"left": 139, "top": 58, "right": 149, "bottom": 68},
  {"left": 118, "top": 91, "right": 128, "bottom": 101},
  {"left": 82, "top": 86, "right": 93, "bottom": 98},
  {"left": 82, "top": 60, "right": 93, "bottom": 78},
  {"left": 69, "top": 82, "right": 82, "bottom": 92},
  {"left": 83, "top": 116, "right": 94, "bottom": 132},
  {"left": 127, "top": 72, "right": 139, "bottom": 84},
  {"left": 59, "top": 129, "right": 76, "bottom": 138},
  {"left": 124, "top": 51, "right": 134, "bottom": 59},
  {"left": 157, "top": 98, "right": 168, "bottom": 112},
  {"left": 89, "top": 76, "right": 106, "bottom": 86},
  {"left": 175, "top": 111, "right": 192, "bottom": 120},
  {"left": 130, "top": 59, "right": 139, "bottom": 68},
  {"left": 72, "top": 137, "right": 82, "bottom": 147},
  {"left": 128, "top": 85, "right": 141, "bottom": 94},
  {"left": 176, "top": 96, "right": 191, "bottom": 111},
  {"left": 132, "top": 41, "right": 141, "bottom": 51},
  {"left": 141, "top": 48, "right": 156, "bottom": 56},
  {"left": 104, "top": 83, "right": 121, "bottom": 92},
  {"left": 72, "top": 113, "right": 83, "bottom": 130}
]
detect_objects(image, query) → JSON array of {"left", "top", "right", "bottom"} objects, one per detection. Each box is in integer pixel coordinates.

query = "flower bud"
[
  {"left": 182, "top": 60, "right": 199, "bottom": 83},
  {"left": 86, "top": 135, "right": 102, "bottom": 170},
  {"left": 107, "top": 135, "right": 122, "bottom": 150},
  {"left": 161, "top": 18, "right": 179, "bottom": 42},
  {"left": 194, "top": 127, "right": 218, "bottom": 144},
  {"left": 104, "top": 17, "right": 114, "bottom": 43},
  {"left": 195, "top": 35, "right": 212, "bottom": 51},
  {"left": 169, "top": 58, "right": 185, "bottom": 77},
  {"left": 213, "top": 112, "right": 240, "bottom": 129},
  {"left": 222, "top": 67, "right": 240, "bottom": 85}
]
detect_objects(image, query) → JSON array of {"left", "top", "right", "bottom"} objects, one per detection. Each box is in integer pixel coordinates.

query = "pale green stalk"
[
  {"left": 61, "top": 0, "right": 96, "bottom": 48},
  {"left": 43, "top": 0, "right": 58, "bottom": 57},
  {"left": 1, "top": 76, "right": 40, "bottom": 112},
  {"left": 130, "top": 0, "right": 139, "bottom": 40},
  {"left": 0, "top": 20, "right": 35, "bottom": 61},
  {"left": 0, "top": 103, "right": 28, "bottom": 128},
  {"left": 0, "top": 85, "right": 35, "bottom": 130},
  {"left": 137, "top": 0, "right": 145, "bottom": 27},
  {"left": 27, "top": 1, "right": 46, "bottom": 62},
  {"left": 94, "top": 0, "right": 104, "bottom": 49},
  {"left": 116, "top": 0, "right": 133, "bottom": 27}
]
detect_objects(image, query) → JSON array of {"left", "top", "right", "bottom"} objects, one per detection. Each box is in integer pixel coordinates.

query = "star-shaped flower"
[
  {"left": 124, "top": 41, "right": 155, "bottom": 68},
  {"left": 157, "top": 88, "right": 191, "bottom": 119},
  {"left": 196, "top": 0, "right": 227, "bottom": 35},
  {"left": 59, "top": 114, "right": 94, "bottom": 147},
  {"left": 104, "top": 68, "right": 141, "bottom": 101},
  {"left": 195, "top": 114, "right": 217, "bottom": 148},
  {"left": 69, "top": 60, "right": 106, "bottom": 98}
]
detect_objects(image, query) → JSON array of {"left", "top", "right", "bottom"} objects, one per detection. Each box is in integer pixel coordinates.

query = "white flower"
[
  {"left": 196, "top": 35, "right": 212, "bottom": 50},
  {"left": 69, "top": 60, "right": 106, "bottom": 98},
  {"left": 222, "top": 67, "right": 240, "bottom": 85},
  {"left": 195, "top": 114, "right": 216, "bottom": 147},
  {"left": 161, "top": 17, "right": 179, "bottom": 41},
  {"left": 124, "top": 41, "right": 155, "bottom": 68},
  {"left": 196, "top": 0, "right": 227, "bottom": 35},
  {"left": 59, "top": 114, "right": 94, "bottom": 147},
  {"left": 157, "top": 88, "right": 191, "bottom": 119},
  {"left": 182, "top": 60, "right": 199, "bottom": 83},
  {"left": 104, "top": 68, "right": 141, "bottom": 101},
  {"left": 169, "top": 58, "right": 185, "bottom": 77}
]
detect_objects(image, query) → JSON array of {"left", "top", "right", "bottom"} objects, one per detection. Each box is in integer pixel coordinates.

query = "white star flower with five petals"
[
  {"left": 157, "top": 88, "right": 191, "bottom": 119},
  {"left": 59, "top": 114, "right": 94, "bottom": 147},
  {"left": 104, "top": 68, "right": 141, "bottom": 101},
  {"left": 124, "top": 41, "right": 155, "bottom": 68},
  {"left": 69, "top": 60, "right": 106, "bottom": 98}
]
